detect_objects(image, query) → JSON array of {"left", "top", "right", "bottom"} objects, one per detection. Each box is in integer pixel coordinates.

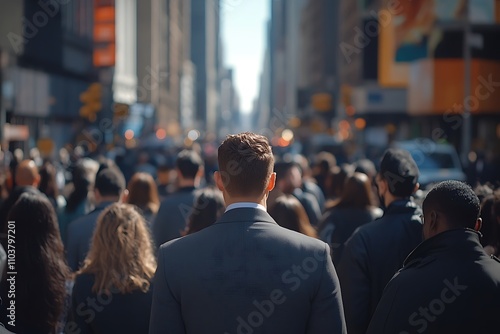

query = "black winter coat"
[
  {"left": 367, "top": 229, "right": 500, "bottom": 334},
  {"left": 337, "top": 199, "right": 423, "bottom": 334}
]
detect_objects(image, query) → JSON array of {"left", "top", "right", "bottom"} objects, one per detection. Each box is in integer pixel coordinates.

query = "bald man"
[
  {"left": 0, "top": 160, "right": 44, "bottom": 241},
  {"left": 15, "top": 159, "right": 41, "bottom": 187}
]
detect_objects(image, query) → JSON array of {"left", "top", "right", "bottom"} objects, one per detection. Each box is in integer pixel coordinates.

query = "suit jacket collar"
[{"left": 215, "top": 207, "right": 277, "bottom": 226}]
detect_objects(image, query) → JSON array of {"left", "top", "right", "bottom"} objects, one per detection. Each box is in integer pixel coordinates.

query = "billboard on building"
[
  {"left": 378, "top": 0, "right": 497, "bottom": 87},
  {"left": 94, "top": 0, "right": 116, "bottom": 67}
]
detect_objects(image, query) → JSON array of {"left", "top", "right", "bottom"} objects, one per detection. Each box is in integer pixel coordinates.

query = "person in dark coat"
[
  {"left": 66, "top": 167, "right": 126, "bottom": 271},
  {"left": 368, "top": 180, "right": 500, "bottom": 334},
  {"left": 152, "top": 150, "right": 205, "bottom": 248},
  {"left": 337, "top": 148, "right": 423, "bottom": 334}
]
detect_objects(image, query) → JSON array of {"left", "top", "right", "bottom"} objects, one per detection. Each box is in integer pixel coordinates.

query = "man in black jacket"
[
  {"left": 152, "top": 150, "right": 205, "bottom": 248},
  {"left": 368, "top": 180, "right": 500, "bottom": 334},
  {"left": 337, "top": 148, "right": 423, "bottom": 334}
]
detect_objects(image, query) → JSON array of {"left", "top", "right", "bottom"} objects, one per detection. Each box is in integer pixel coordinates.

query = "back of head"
[
  {"left": 39, "top": 161, "right": 58, "bottom": 198},
  {"left": 326, "top": 164, "right": 352, "bottom": 199},
  {"left": 337, "top": 172, "right": 373, "bottom": 209},
  {"left": 66, "top": 162, "right": 92, "bottom": 212},
  {"left": 176, "top": 149, "right": 204, "bottom": 179},
  {"left": 15, "top": 159, "right": 40, "bottom": 187},
  {"left": 7, "top": 193, "right": 69, "bottom": 331},
  {"left": 185, "top": 187, "right": 225, "bottom": 235},
  {"left": 94, "top": 167, "right": 125, "bottom": 198},
  {"left": 379, "top": 148, "right": 419, "bottom": 197},
  {"left": 127, "top": 172, "right": 160, "bottom": 213},
  {"left": 314, "top": 151, "right": 337, "bottom": 175},
  {"left": 80, "top": 203, "right": 156, "bottom": 294},
  {"left": 269, "top": 195, "right": 317, "bottom": 238},
  {"left": 217, "top": 132, "right": 274, "bottom": 197},
  {"left": 274, "top": 161, "right": 301, "bottom": 194},
  {"left": 423, "top": 180, "right": 480, "bottom": 230},
  {"left": 355, "top": 159, "right": 376, "bottom": 180}
]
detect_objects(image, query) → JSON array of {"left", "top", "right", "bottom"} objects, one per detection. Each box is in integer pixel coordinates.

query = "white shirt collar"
[{"left": 225, "top": 202, "right": 267, "bottom": 213}]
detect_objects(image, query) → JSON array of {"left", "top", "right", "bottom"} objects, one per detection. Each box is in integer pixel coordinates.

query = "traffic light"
[{"left": 80, "top": 83, "right": 103, "bottom": 122}]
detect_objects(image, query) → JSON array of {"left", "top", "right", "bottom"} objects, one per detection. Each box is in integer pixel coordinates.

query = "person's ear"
[
  {"left": 474, "top": 217, "right": 482, "bottom": 232},
  {"left": 214, "top": 171, "right": 225, "bottom": 192},
  {"left": 413, "top": 183, "right": 420, "bottom": 194},
  {"left": 266, "top": 172, "right": 276, "bottom": 192},
  {"left": 429, "top": 210, "right": 439, "bottom": 233}
]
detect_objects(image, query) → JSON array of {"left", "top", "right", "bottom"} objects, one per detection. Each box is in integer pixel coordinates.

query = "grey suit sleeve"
[
  {"left": 149, "top": 247, "right": 186, "bottom": 334},
  {"left": 306, "top": 243, "right": 347, "bottom": 334},
  {"left": 337, "top": 233, "right": 371, "bottom": 334}
]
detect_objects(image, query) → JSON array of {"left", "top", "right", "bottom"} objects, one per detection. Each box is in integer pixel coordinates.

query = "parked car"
[{"left": 393, "top": 139, "right": 466, "bottom": 189}]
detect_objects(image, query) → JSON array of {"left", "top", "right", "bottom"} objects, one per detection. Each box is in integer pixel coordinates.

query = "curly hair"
[{"left": 78, "top": 203, "right": 156, "bottom": 295}]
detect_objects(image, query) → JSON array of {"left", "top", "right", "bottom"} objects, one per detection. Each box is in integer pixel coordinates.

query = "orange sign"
[{"left": 93, "top": 0, "right": 115, "bottom": 67}]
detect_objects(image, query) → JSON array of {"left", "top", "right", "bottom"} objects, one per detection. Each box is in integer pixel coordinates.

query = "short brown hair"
[{"left": 217, "top": 132, "right": 274, "bottom": 197}]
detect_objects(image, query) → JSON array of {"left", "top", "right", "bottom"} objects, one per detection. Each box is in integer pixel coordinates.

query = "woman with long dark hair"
[
  {"left": 0, "top": 193, "right": 71, "bottom": 333},
  {"left": 269, "top": 195, "right": 318, "bottom": 238},
  {"left": 183, "top": 187, "right": 225, "bottom": 236},
  {"left": 71, "top": 203, "right": 156, "bottom": 332},
  {"left": 318, "top": 172, "right": 382, "bottom": 263}
]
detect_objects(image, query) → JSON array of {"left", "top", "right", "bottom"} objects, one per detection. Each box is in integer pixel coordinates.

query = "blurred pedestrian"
[
  {"left": 71, "top": 203, "right": 156, "bottom": 332},
  {"left": 274, "top": 161, "right": 321, "bottom": 226},
  {"left": 338, "top": 148, "right": 423, "bottom": 334},
  {"left": 150, "top": 132, "right": 346, "bottom": 333},
  {"left": 474, "top": 184, "right": 496, "bottom": 253},
  {"left": 152, "top": 150, "right": 204, "bottom": 247},
  {"left": 39, "top": 160, "right": 66, "bottom": 210},
  {"left": 368, "top": 181, "right": 500, "bottom": 334},
  {"left": 58, "top": 162, "right": 93, "bottom": 246},
  {"left": 294, "top": 154, "right": 326, "bottom": 212},
  {"left": 324, "top": 164, "right": 353, "bottom": 205},
  {"left": 66, "top": 167, "right": 126, "bottom": 271},
  {"left": 312, "top": 151, "right": 336, "bottom": 197},
  {"left": 317, "top": 172, "right": 382, "bottom": 264},
  {"left": 0, "top": 193, "right": 71, "bottom": 333},
  {"left": 0, "top": 160, "right": 43, "bottom": 237},
  {"left": 182, "top": 187, "right": 225, "bottom": 236},
  {"left": 156, "top": 164, "right": 176, "bottom": 199},
  {"left": 125, "top": 172, "right": 160, "bottom": 224},
  {"left": 269, "top": 194, "right": 318, "bottom": 238}
]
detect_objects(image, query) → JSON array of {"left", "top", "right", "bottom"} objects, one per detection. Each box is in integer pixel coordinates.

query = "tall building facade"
[
  {"left": 137, "top": 0, "right": 192, "bottom": 138},
  {"left": 0, "top": 0, "right": 96, "bottom": 153},
  {"left": 190, "top": 0, "right": 221, "bottom": 136}
]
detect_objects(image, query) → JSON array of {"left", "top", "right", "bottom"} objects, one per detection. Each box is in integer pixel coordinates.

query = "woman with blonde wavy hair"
[{"left": 71, "top": 203, "right": 156, "bottom": 332}]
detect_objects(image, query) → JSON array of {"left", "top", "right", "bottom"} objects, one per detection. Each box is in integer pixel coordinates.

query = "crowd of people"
[{"left": 0, "top": 132, "right": 499, "bottom": 333}]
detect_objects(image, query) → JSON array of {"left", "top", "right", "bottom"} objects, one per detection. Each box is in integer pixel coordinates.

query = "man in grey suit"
[
  {"left": 150, "top": 132, "right": 346, "bottom": 334},
  {"left": 66, "top": 167, "right": 126, "bottom": 271}
]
